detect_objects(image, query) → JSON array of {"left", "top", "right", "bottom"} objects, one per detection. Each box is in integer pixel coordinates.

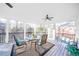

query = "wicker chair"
[{"left": 13, "top": 35, "right": 27, "bottom": 55}]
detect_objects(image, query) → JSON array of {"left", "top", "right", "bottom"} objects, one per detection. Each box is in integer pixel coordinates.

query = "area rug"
[{"left": 17, "top": 42, "right": 54, "bottom": 56}]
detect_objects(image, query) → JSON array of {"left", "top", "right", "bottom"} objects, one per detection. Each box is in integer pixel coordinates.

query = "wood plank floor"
[{"left": 44, "top": 40, "right": 70, "bottom": 56}]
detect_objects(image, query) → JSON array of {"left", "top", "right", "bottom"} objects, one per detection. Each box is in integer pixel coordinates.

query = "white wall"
[
  {"left": 75, "top": 4, "right": 79, "bottom": 38},
  {"left": 76, "top": 16, "right": 79, "bottom": 38}
]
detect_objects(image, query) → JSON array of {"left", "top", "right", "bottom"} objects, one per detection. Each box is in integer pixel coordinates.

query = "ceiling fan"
[
  {"left": 43, "top": 14, "right": 54, "bottom": 21},
  {"left": 5, "top": 3, "right": 13, "bottom": 8}
]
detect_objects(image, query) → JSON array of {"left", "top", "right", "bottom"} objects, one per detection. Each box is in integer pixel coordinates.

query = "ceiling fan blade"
[
  {"left": 5, "top": 3, "right": 13, "bottom": 8},
  {"left": 48, "top": 18, "right": 52, "bottom": 21},
  {"left": 50, "top": 17, "right": 54, "bottom": 18}
]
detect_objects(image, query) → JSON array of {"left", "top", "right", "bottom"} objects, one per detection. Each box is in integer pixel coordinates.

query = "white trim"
[
  {"left": 5, "top": 20, "right": 9, "bottom": 43},
  {"left": 24, "top": 23, "right": 26, "bottom": 40}
]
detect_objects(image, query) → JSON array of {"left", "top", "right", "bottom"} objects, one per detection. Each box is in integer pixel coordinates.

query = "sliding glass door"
[
  {"left": 9, "top": 20, "right": 24, "bottom": 43},
  {"left": 15, "top": 21, "right": 24, "bottom": 40},
  {"left": 56, "top": 21, "right": 76, "bottom": 44},
  {"left": 0, "top": 18, "right": 6, "bottom": 43},
  {"left": 9, "top": 20, "right": 17, "bottom": 43}
]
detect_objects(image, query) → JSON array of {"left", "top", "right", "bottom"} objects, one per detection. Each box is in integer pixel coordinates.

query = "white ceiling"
[{"left": 0, "top": 3, "right": 79, "bottom": 24}]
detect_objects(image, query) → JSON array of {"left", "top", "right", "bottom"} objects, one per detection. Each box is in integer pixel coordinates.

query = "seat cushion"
[
  {"left": 36, "top": 45, "right": 46, "bottom": 55},
  {"left": 15, "top": 38, "right": 25, "bottom": 46},
  {"left": 42, "top": 42, "right": 54, "bottom": 50}
]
